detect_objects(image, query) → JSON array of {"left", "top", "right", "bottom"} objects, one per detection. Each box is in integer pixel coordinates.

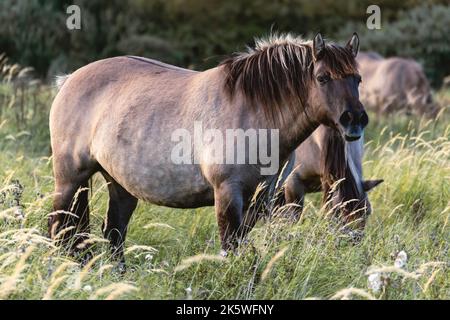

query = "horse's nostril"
[
  {"left": 339, "top": 111, "right": 353, "bottom": 127},
  {"left": 360, "top": 111, "right": 369, "bottom": 127}
]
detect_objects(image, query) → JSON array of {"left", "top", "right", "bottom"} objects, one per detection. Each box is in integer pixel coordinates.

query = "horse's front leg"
[{"left": 214, "top": 181, "right": 245, "bottom": 252}]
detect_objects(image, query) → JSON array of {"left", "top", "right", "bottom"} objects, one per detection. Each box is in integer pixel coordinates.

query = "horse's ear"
[
  {"left": 346, "top": 32, "right": 359, "bottom": 57},
  {"left": 362, "top": 179, "right": 383, "bottom": 192},
  {"left": 313, "top": 32, "right": 325, "bottom": 60}
]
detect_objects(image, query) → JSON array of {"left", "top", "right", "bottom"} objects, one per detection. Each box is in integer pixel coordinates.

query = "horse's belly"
[{"left": 97, "top": 151, "right": 214, "bottom": 208}]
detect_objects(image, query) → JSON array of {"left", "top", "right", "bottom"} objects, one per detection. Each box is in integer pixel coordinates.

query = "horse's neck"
[
  {"left": 278, "top": 109, "right": 320, "bottom": 162},
  {"left": 209, "top": 66, "right": 319, "bottom": 162}
]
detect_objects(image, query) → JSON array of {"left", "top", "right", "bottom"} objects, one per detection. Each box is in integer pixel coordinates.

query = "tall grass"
[{"left": 0, "top": 65, "right": 448, "bottom": 299}]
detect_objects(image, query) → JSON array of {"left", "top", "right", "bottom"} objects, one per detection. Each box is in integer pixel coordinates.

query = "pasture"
[{"left": 0, "top": 74, "right": 448, "bottom": 300}]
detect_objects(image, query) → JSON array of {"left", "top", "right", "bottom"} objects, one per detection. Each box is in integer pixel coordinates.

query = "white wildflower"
[
  {"left": 145, "top": 253, "right": 153, "bottom": 261},
  {"left": 367, "top": 273, "right": 382, "bottom": 293},
  {"left": 83, "top": 285, "right": 92, "bottom": 292},
  {"left": 394, "top": 250, "right": 408, "bottom": 268},
  {"left": 219, "top": 249, "right": 228, "bottom": 257},
  {"left": 14, "top": 207, "right": 24, "bottom": 220},
  {"left": 185, "top": 287, "right": 193, "bottom": 300}
]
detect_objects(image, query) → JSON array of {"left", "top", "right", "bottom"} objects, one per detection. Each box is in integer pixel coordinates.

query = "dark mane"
[
  {"left": 220, "top": 33, "right": 358, "bottom": 123},
  {"left": 320, "top": 129, "right": 361, "bottom": 215}
]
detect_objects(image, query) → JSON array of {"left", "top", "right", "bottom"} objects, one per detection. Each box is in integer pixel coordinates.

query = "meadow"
[{"left": 0, "top": 65, "right": 448, "bottom": 300}]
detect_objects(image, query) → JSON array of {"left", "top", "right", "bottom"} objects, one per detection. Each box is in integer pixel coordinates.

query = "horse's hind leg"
[
  {"left": 101, "top": 172, "right": 138, "bottom": 269},
  {"left": 283, "top": 175, "right": 305, "bottom": 221},
  {"left": 50, "top": 160, "right": 95, "bottom": 257}
]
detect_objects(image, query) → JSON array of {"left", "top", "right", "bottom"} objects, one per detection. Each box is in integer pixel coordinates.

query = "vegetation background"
[
  {"left": 1, "top": 0, "right": 449, "bottom": 86},
  {"left": 0, "top": 0, "right": 448, "bottom": 300}
]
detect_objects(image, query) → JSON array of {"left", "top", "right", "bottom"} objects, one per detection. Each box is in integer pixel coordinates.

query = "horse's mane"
[
  {"left": 221, "top": 33, "right": 358, "bottom": 123},
  {"left": 320, "top": 129, "right": 361, "bottom": 214}
]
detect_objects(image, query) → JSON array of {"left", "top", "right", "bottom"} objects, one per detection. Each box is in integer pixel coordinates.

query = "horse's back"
[
  {"left": 126, "top": 56, "right": 197, "bottom": 73},
  {"left": 50, "top": 56, "right": 196, "bottom": 124}
]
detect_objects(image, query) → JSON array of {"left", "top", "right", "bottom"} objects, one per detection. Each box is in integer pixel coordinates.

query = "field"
[{"left": 0, "top": 77, "right": 448, "bottom": 300}]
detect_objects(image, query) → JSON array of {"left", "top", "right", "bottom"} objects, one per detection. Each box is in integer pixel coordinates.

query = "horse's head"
[
  {"left": 406, "top": 80, "right": 440, "bottom": 118},
  {"left": 330, "top": 178, "right": 384, "bottom": 234},
  {"left": 309, "top": 33, "right": 368, "bottom": 142}
]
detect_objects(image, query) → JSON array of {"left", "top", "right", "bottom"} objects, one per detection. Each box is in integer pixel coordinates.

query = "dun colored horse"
[
  {"left": 49, "top": 33, "right": 367, "bottom": 265},
  {"left": 357, "top": 52, "right": 439, "bottom": 117},
  {"left": 283, "top": 125, "right": 383, "bottom": 231}
]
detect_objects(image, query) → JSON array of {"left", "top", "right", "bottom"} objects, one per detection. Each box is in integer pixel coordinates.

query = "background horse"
[
  {"left": 283, "top": 125, "right": 383, "bottom": 232},
  {"left": 49, "top": 33, "right": 367, "bottom": 265},
  {"left": 357, "top": 52, "right": 440, "bottom": 117}
]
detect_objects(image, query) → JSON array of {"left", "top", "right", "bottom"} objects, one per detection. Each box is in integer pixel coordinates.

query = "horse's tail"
[{"left": 54, "top": 74, "right": 71, "bottom": 91}]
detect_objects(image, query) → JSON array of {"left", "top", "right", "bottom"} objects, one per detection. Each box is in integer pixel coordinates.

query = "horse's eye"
[{"left": 317, "top": 74, "right": 331, "bottom": 85}]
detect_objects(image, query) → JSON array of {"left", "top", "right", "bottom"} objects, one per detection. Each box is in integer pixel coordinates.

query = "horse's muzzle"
[
  {"left": 344, "top": 133, "right": 361, "bottom": 141},
  {"left": 339, "top": 110, "right": 367, "bottom": 142},
  {"left": 344, "top": 125, "right": 363, "bottom": 141}
]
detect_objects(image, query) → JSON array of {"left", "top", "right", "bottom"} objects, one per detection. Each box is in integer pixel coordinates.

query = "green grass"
[{"left": 0, "top": 83, "right": 448, "bottom": 300}]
